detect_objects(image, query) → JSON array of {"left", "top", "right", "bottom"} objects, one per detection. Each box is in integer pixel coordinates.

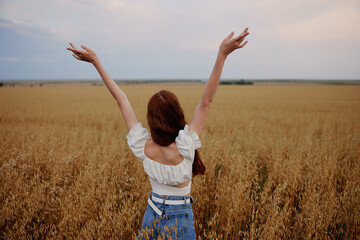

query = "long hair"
[{"left": 147, "top": 90, "right": 205, "bottom": 175}]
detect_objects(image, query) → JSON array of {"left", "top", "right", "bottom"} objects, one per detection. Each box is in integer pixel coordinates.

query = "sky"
[{"left": 0, "top": 0, "right": 359, "bottom": 80}]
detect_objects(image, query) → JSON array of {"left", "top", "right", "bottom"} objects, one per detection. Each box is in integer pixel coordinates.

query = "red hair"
[{"left": 147, "top": 90, "right": 205, "bottom": 175}]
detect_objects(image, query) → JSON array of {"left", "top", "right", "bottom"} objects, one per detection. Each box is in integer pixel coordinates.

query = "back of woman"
[{"left": 67, "top": 28, "right": 249, "bottom": 239}]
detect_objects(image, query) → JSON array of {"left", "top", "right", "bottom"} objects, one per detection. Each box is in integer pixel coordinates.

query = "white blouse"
[{"left": 126, "top": 122, "right": 201, "bottom": 196}]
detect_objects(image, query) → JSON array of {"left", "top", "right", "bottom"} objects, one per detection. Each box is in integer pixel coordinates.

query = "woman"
[{"left": 67, "top": 28, "right": 249, "bottom": 239}]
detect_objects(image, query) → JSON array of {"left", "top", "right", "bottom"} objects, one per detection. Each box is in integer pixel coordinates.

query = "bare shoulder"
[
  {"left": 144, "top": 140, "right": 184, "bottom": 165},
  {"left": 144, "top": 140, "right": 160, "bottom": 160}
]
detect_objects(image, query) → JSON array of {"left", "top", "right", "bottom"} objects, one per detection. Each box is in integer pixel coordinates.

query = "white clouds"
[
  {"left": 0, "top": 57, "right": 21, "bottom": 62},
  {"left": 103, "top": 0, "right": 125, "bottom": 10},
  {"left": 100, "top": 0, "right": 158, "bottom": 17},
  {"left": 31, "top": 56, "right": 44, "bottom": 62},
  {"left": 0, "top": 21, "right": 12, "bottom": 28},
  {"left": 0, "top": 0, "right": 359, "bottom": 79},
  {"left": 3, "top": 0, "right": 358, "bottom": 47},
  {"left": 0, "top": 17, "right": 54, "bottom": 40},
  {"left": 0, "top": 55, "right": 54, "bottom": 63},
  {"left": 271, "top": 6, "right": 360, "bottom": 42}
]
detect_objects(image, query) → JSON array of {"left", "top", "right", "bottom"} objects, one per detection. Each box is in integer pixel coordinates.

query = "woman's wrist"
[
  {"left": 91, "top": 56, "right": 101, "bottom": 66},
  {"left": 217, "top": 51, "right": 228, "bottom": 61}
]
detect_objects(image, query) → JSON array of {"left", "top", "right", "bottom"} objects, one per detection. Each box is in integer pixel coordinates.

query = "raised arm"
[
  {"left": 188, "top": 28, "right": 249, "bottom": 135},
  {"left": 67, "top": 43, "right": 137, "bottom": 130}
]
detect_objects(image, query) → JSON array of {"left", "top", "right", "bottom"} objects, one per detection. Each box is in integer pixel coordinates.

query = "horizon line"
[{"left": 1, "top": 78, "right": 360, "bottom": 82}]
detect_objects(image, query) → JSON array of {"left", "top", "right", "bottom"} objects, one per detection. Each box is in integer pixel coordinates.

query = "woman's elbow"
[
  {"left": 199, "top": 98, "right": 212, "bottom": 108},
  {"left": 116, "top": 94, "right": 128, "bottom": 106}
]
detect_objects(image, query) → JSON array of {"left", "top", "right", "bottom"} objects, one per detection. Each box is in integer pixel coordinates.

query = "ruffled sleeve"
[
  {"left": 126, "top": 122, "right": 151, "bottom": 161},
  {"left": 175, "top": 124, "right": 201, "bottom": 163}
]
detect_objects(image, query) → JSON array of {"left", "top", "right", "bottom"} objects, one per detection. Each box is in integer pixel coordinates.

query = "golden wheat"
[{"left": 0, "top": 84, "right": 359, "bottom": 239}]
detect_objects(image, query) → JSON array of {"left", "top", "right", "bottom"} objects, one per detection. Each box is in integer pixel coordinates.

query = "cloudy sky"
[{"left": 0, "top": 0, "right": 359, "bottom": 80}]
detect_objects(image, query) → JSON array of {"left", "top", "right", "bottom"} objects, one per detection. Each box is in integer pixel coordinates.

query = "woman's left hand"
[
  {"left": 219, "top": 28, "right": 249, "bottom": 58},
  {"left": 67, "top": 43, "right": 98, "bottom": 64}
]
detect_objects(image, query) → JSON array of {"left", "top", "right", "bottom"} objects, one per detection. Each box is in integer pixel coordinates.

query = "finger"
[
  {"left": 68, "top": 48, "right": 82, "bottom": 55},
  {"left": 72, "top": 54, "right": 81, "bottom": 60},
  {"left": 234, "top": 31, "right": 249, "bottom": 42},
  {"left": 237, "top": 41, "right": 248, "bottom": 49},
  {"left": 241, "top": 27, "right": 249, "bottom": 35},
  {"left": 225, "top": 31, "right": 234, "bottom": 40},
  {"left": 234, "top": 27, "right": 249, "bottom": 40},
  {"left": 69, "top": 42, "right": 78, "bottom": 50},
  {"left": 67, "top": 49, "right": 79, "bottom": 56},
  {"left": 81, "top": 45, "right": 91, "bottom": 52}
]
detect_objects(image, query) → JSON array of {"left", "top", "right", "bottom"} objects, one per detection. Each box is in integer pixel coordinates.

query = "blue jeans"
[{"left": 137, "top": 192, "right": 196, "bottom": 240}]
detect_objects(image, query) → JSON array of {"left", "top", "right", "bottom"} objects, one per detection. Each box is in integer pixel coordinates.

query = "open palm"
[{"left": 66, "top": 43, "right": 98, "bottom": 63}]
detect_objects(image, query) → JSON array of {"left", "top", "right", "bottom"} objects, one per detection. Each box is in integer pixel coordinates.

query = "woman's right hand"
[
  {"left": 219, "top": 28, "right": 249, "bottom": 58},
  {"left": 67, "top": 43, "right": 99, "bottom": 64}
]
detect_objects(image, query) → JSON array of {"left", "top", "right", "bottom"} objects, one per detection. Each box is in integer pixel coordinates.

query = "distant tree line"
[{"left": 220, "top": 79, "right": 253, "bottom": 85}]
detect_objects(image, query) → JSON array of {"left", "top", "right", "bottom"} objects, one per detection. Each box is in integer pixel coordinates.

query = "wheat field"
[{"left": 0, "top": 84, "right": 359, "bottom": 239}]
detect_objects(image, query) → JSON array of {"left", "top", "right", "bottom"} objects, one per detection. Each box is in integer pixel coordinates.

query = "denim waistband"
[
  {"left": 148, "top": 192, "right": 194, "bottom": 216},
  {"left": 150, "top": 191, "right": 194, "bottom": 202}
]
